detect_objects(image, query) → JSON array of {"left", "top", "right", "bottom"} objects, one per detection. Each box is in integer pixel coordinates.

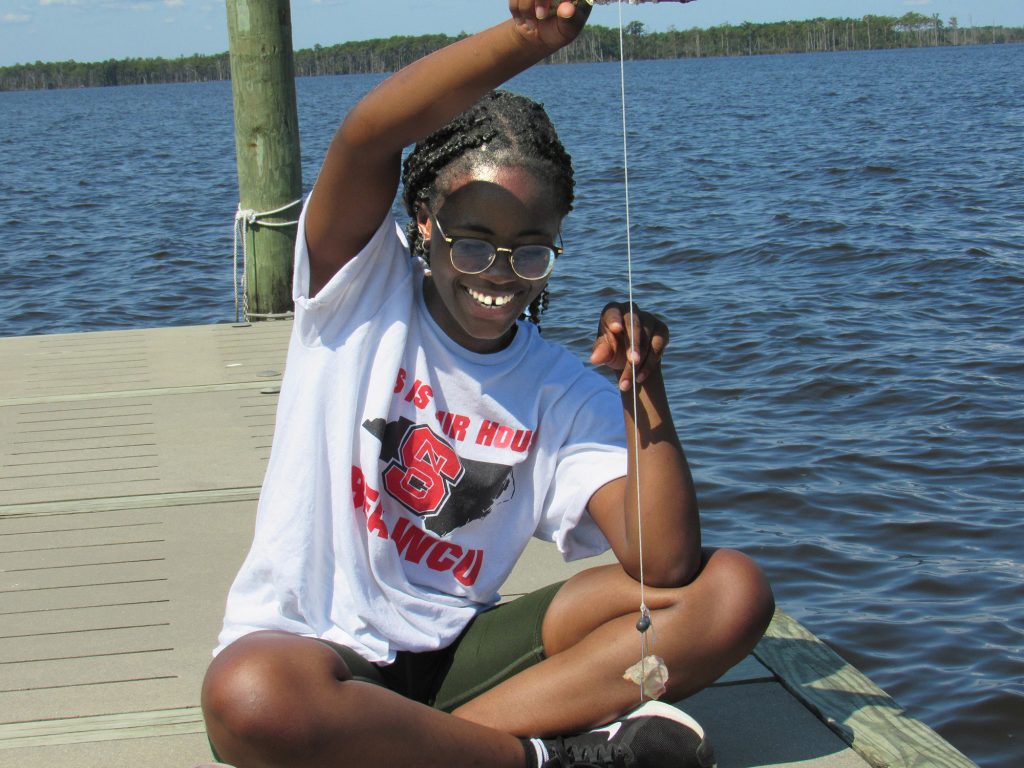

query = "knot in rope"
[
  {"left": 235, "top": 207, "right": 259, "bottom": 227},
  {"left": 232, "top": 198, "right": 303, "bottom": 322}
]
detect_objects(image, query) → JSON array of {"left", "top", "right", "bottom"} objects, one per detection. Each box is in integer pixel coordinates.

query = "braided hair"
[{"left": 401, "top": 90, "right": 574, "bottom": 326}]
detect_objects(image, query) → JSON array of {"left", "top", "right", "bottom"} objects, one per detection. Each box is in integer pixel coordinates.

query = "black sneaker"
[{"left": 540, "top": 701, "right": 715, "bottom": 768}]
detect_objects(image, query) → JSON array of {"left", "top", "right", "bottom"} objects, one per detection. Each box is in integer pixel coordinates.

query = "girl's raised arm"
[{"left": 303, "top": 1, "right": 590, "bottom": 296}]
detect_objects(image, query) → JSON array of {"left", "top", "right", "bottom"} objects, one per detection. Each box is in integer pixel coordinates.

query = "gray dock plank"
[
  {"left": 0, "top": 323, "right": 291, "bottom": 403},
  {"left": 0, "top": 323, "right": 974, "bottom": 767},
  {"left": 1, "top": 499, "right": 253, "bottom": 726},
  {"left": 0, "top": 388, "right": 277, "bottom": 506},
  {"left": 0, "top": 730, "right": 211, "bottom": 767}
]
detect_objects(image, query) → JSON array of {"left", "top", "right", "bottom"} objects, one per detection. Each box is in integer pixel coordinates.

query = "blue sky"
[{"left": 1, "top": 0, "right": 1021, "bottom": 67}]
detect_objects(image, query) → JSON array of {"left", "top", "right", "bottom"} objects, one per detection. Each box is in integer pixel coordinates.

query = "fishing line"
[{"left": 613, "top": 0, "right": 654, "bottom": 700}]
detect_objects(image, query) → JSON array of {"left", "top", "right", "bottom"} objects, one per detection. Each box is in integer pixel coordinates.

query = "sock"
[{"left": 520, "top": 737, "right": 550, "bottom": 768}]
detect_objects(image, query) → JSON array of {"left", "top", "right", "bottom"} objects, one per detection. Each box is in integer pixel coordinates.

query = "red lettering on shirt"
[
  {"left": 366, "top": 503, "right": 389, "bottom": 539},
  {"left": 392, "top": 517, "right": 436, "bottom": 564},
  {"left": 475, "top": 420, "right": 534, "bottom": 453},
  {"left": 404, "top": 378, "right": 434, "bottom": 409},
  {"left": 426, "top": 540, "right": 463, "bottom": 571},
  {"left": 435, "top": 411, "right": 471, "bottom": 443},
  {"left": 352, "top": 466, "right": 485, "bottom": 587},
  {"left": 453, "top": 549, "right": 483, "bottom": 587},
  {"left": 511, "top": 428, "right": 534, "bottom": 453}
]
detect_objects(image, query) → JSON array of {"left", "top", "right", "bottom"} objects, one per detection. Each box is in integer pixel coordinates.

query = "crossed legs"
[{"left": 201, "top": 547, "right": 773, "bottom": 767}]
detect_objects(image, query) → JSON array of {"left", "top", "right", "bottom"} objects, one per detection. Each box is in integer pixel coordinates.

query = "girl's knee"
[
  {"left": 703, "top": 548, "right": 775, "bottom": 638},
  {"left": 201, "top": 632, "right": 345, "bottom": 761}
]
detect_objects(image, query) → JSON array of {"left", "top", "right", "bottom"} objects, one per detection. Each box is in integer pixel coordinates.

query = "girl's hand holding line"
[
  {"left": 590, "top": 302, "right": 669, "bottom": 392},
  {"left": 509, "top": 0, "right": 591, "bottom": 45}
]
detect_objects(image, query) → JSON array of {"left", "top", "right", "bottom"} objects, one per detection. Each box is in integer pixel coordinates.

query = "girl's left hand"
[
  {"left": 509, "top": 1, "right": 591, "bottom": 45},
  {"left": 590, "top": 302, "right": 669, "bottom": 391}
]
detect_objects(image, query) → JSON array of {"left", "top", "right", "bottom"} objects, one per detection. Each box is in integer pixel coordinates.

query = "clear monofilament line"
[{"left": 615, "top": 0, "right": 650, "bottom": 698}]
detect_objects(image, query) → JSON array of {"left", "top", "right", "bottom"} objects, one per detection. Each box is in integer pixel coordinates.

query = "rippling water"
[{"left": 1, "top": 44, "right": 1021, "bottom": 767}]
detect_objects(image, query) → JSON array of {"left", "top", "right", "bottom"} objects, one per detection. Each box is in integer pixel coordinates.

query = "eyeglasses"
[{"left": 431, "top": 215, "right": 561, "bottom": 281}]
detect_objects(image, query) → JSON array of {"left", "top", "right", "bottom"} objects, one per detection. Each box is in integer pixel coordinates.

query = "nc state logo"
[
  {"left": 363, "top": 417, "right": 515, "bottom": 536},
  {"left": 382, "top": 424, "right": 465, "bottom": 517}
]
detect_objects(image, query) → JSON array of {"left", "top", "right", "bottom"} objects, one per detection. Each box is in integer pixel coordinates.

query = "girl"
[{"left": 201, "top": 3, "right": 774, "bottom": 767}]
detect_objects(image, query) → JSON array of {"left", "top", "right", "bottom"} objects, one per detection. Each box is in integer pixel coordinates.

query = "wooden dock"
[{"left": 0, "top": 322, "right": 976, "bottom": 767}]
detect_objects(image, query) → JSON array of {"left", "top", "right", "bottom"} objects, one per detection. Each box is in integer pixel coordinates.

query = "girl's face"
[{"left": 420, "top": 166, "right": 563, "bottom": 353}]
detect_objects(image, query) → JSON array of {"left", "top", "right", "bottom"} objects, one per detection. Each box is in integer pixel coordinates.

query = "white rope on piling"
[{"left": 233, "top": 198, "right": 302, "bottom": 322}]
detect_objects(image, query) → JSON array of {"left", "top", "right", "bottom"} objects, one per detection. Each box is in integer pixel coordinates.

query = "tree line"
[{"left": 2, "top": 14, "right": 1021, "bottom": 92}]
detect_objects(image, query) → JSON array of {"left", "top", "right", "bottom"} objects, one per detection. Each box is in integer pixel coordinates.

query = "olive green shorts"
[{"left": 322, "top": 580, "right": 564, "bottom": 712}]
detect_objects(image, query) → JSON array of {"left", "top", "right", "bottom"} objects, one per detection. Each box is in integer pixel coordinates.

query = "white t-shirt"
[{"left": 216, "top": 202, "right": 627, "bottom": 663}]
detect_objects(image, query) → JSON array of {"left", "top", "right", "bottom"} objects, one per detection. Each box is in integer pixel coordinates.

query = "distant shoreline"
[{"left": 3, "top": 15, "right": 1022, "bottom": 92}]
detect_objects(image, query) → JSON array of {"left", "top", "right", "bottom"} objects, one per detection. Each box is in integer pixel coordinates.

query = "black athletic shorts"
[{"left": 320, "top": 580, "right": 564, "bottom": 712}]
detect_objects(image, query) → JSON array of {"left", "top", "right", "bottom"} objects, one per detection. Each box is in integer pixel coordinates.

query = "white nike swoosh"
[{"left": 590, "top": 721, "right": 622, "bottom": 741}]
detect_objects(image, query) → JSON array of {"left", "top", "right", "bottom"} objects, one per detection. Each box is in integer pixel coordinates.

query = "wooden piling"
[{"left": 226, "top": 0, "right": 303, "bottom": 319}]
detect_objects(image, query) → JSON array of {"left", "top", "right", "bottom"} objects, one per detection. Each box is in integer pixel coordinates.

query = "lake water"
[{"left": 1, "top": 44, "right": 1021, "bottom": 767}]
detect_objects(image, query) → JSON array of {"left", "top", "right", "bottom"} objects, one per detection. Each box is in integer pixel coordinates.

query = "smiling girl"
[{"left": 200, "top": 3, "right": 773, "bottom": 767}]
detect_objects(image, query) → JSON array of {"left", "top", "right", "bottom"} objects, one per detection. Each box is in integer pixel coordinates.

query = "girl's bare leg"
[
  {"left": 201, "top": 548, "right": 772, "bottom": 766},
  {"left": 202, "top": 632, "right": 526, "bottom": 768},
  {"left": 454, "top": 547, "right": 774, "bottom": 736}
]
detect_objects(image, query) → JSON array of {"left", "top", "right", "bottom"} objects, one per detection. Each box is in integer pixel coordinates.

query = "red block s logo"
[{"left": 382, "top": 424, "right": 465, "bottom": 518}]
